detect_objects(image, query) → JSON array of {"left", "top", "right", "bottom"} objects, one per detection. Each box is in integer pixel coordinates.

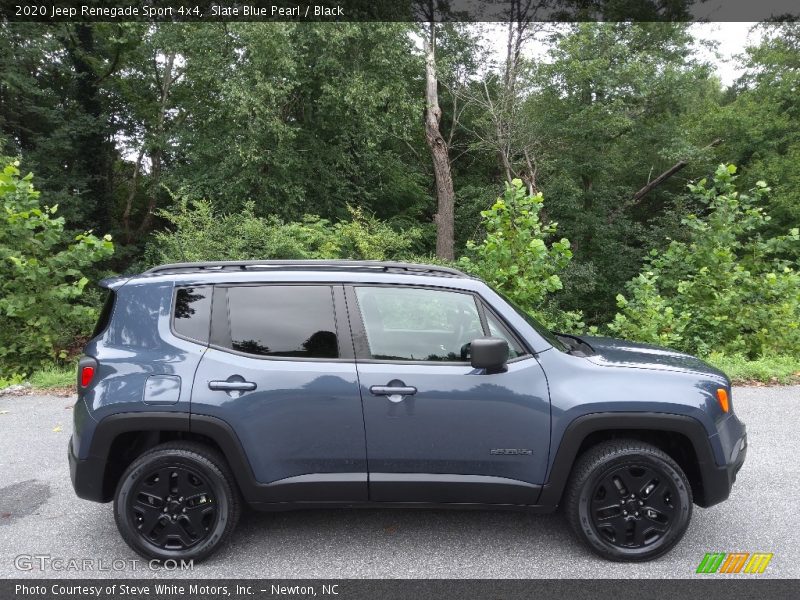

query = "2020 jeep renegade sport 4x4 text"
[{"left": 68, "top": 260, "right": 747, "bottom": 562}]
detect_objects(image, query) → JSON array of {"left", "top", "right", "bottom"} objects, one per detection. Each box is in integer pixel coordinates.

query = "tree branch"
[{"left": 608, "top": 138, "right": 723, "bottom": 224}]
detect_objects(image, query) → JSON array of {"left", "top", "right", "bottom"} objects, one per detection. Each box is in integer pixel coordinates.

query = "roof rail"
[{"left": 142, "top": 260, "right": 469, "bottom": 278}]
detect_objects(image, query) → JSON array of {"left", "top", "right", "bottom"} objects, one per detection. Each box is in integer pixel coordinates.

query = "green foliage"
[
  {"left": 0, "top": 23, "right": 141, "bottom": 230},
  {"left": 701, "top": 23, "right": 800, "bottom": 243},
  {"left": 144, "top": 196, "right": 421, "bottom": 266},
  {"left": 609, "top": 164, "right": 800, "bottom": 358},
  {"left": 512, "top": 22, "right": 721, "bottom": 324},
  {"left": 458, "top": 179, "right": 583, "bottom": 331},
  {"left": 3, "top": 21, "right": 800, "bottom": 372},
  {"left": 0, "top": 162, "right": 114, "bottom": 376},
  {"left": 162, "top": 22, "right": 428, "bottom": 223},
  {"left": 705, "top": 353, "right": 800, "bottom": 385},
  {"left": 29, "top": 363, "right": 76, "bottom": 389},
  {"left": 0, "top": 372, "right": 25, "bottom": 389}
]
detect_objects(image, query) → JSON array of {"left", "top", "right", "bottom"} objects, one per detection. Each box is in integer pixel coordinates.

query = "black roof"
[{"left": 143, "top": 260, "right": 469, "bottom": 278}]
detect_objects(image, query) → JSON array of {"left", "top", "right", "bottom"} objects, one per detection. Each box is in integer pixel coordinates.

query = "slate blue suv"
[{"left": 68, "top": 260, "right": 747, "bottom": 562}]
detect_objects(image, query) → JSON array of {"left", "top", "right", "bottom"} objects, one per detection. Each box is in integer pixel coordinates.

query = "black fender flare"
[
  {"left": 86, "top": 412, "right": 259, "bottom": 502},
  {"left": 86, "top": 412, "right": 365, "bottom": 505},
  {"left": 536, "top": 412, "right": 725, "bottom": 507}
]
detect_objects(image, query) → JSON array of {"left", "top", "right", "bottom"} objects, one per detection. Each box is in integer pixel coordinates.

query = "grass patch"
[
  {"left": 28, "top": 364, "right": 75, "bottom": 390},
  {"left": 705, "top": 353, "right": 800, "bottom": 385}
]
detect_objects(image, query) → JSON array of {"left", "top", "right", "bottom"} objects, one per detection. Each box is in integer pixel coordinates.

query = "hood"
[{"left": 580, "top": 335, "right": 729, "bottom": 382}]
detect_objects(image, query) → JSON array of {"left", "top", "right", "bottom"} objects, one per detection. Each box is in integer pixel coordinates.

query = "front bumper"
[
  {"left": 697, "top": 431, "right": 747, "bottom": 507},
  {"left": 68, "top": 436, "right": 109, "bottom": 503}
]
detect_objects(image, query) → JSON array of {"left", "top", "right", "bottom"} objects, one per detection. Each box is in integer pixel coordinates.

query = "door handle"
[
  {"left": 370, "top": 386, "right": 417, "bottom": 396},
  {"left": 208, "top": 380, "right": 257, "bottom": 392},
  {"left": 370, "top": 383, "right": 417, "bottom": 403}
]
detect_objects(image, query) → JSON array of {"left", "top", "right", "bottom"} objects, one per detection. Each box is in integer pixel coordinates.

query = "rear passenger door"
[{"left": 190, "top": 284, "right": 367, "bottom": 503}]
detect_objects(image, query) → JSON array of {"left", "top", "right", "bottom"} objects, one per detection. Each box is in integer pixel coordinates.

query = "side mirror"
[{"left": 470, "top": 337, "right": 509, "bottom": 373}]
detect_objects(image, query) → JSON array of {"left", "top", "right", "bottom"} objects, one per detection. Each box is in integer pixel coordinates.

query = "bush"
[
  {"left": 0, "top": 162, "right": 114, "bottom": 376},
  {"left": 705, "top": 353, "right": 800, "bottom": 385},
  {"left": 609, "top": 164, "right": 800, "bottom": 358},
  {"left": 458, "top": 179, "right": 583, "bottom": 331},
  {"left": 143, "top": 197, "right": 421, "bottom": 265}
]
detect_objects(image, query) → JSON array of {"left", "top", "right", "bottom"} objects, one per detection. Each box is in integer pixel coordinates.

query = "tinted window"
[
  {"left": 486, "top": 311, "right": 526, "bottom": 359},
  {"left": 227, "top": 286, "right": 338, "bottom": 359},
  {"left": 92, "top": 290, "right": 116, "bottom": 338},
  {"left": 355, "top": 287, "right": 483, "bottom": 361},
  {"left": 174, "top": 287, "right": 212, "bottom": 343}
]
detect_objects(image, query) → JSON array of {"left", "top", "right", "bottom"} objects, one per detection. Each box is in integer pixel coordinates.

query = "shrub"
[
  {"left": 609, "top": 164, "right": 800, "bottom": 358},
  {"left": 143, "top": 197, "right": 421, "bottom": 265},
  {"left": 0, "top": 162, "right": 114, "bottom": 376},
  {"left": 705, "top": 353, "right": 800, "bottom": 385},
  {"left": 458, "top": 179, "right": 583, "bottom": 331}
]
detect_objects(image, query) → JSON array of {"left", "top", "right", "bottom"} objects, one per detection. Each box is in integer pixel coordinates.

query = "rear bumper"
[
  {"left": 68, "top": 436, "right": 109, "bottom": 503},
  {"left": 697, "top": 430, "right": 747, "bottom": 507}
]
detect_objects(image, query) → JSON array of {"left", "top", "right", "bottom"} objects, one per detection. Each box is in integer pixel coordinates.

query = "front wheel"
[
  {"left": 114, "top": 441, "right": 241, "bottom": 562},
  {"left": 564, "top": 440, "right": 692, "bottom": 561}
]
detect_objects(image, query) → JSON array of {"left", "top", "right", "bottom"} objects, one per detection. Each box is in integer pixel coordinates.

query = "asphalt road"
[{"left": 1, "top": 387, "right": 798, "bottom": 579}]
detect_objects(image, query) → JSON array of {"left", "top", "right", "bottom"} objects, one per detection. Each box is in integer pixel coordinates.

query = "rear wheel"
[
  {"left": 564, "top": 440, "right": 692, "bottom": 561},
  {"left": 114, "top": 441, "right": 240, "bottom": 562}
]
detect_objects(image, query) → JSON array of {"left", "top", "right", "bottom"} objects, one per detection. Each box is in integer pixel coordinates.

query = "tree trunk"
[
  {"left": 423, "top": 20, "right": 456, "bottom": 261},
  {"left": 63, "top": 24, "right": 114, "bottom": 232},
  {"left": 137, "top": 52, "right": 177, "bottom": 236}
]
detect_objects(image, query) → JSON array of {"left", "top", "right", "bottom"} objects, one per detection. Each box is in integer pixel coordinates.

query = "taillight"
[
  {"left": 80, "top": 366, "right": 95, "bottom": 387},
  {"left": 78, "top": 356, "right": 98, "bottom": 389}
]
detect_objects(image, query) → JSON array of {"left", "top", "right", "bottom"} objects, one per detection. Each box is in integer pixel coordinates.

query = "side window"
[
  {"left": 225, "top": 286, "right": 338, "bottom": 359},
  {"left": 173, "top": 286, "right": 211, "bottom": 343},
  {"left": 355, "top": 287, "right": 483, "bottom": 362},
  {"left": 92, "top": 289, "right": 116, "bottom": 338},
  {"left": 485, "top": 310, "right": 527, "bottom": 359}
]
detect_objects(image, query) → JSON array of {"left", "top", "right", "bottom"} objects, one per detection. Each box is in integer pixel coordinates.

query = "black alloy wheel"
[
  {"left": 128, "top": 465, "right": 217, "bottom": 550},
  {"left": 114, "top": 442, "right": 240, "bottom": 562},
  {"left": 589, "top": 463, "right": 678, "bottom": 549},
  {"left": 565, "top": 440, "right": 692, "bottom": 561}
]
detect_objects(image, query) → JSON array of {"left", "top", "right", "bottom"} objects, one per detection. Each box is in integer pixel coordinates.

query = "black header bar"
[
  {"left": 1, "top": 0, "right": 799, "bottom": 22},
  {"left": 4, "top": 579, "right": 800, "bottom": 600}
]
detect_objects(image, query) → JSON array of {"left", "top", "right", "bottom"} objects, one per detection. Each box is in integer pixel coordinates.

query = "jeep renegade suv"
[{"left": 69, "top": 260, "right": 747, "bottom": 562}]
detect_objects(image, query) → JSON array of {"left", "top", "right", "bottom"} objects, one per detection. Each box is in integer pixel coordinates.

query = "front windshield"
[{"left": 494, "top": 291, "right": 568, "bottom": 352}]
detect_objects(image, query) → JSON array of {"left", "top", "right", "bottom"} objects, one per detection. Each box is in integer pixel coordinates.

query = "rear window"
[
  {"left": 173, "top": 286, "right": 212, "bottom": 343},
  {"left": 224, "top": 285, "right": 339, "bottom": 359},
  {"left": 92, "top": 290, "right": 116, "bottom": 338}
]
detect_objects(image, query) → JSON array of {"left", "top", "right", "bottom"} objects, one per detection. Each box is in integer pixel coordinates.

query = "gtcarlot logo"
[
  {"left": 696, "top": 552, "right": 773, "bottom": 574},
  {"left": 13, "top": 554, "right": 193, "bottom": 572}
]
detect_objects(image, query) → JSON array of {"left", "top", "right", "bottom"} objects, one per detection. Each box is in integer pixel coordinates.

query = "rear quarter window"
[
  {"left": 173, "top": 286, "right": 212, "bottom": 343},
  {"left": 92, "top": 290, "right": 116, "bottom": 338}
]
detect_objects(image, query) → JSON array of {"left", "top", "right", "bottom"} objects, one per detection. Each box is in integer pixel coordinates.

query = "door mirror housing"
[{"left": 470, "top": 337, "right": 509, "bottom": 373}]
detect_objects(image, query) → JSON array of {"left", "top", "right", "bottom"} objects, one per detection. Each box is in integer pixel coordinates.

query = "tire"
[
  {"left": 114, "top": 441, "right": 241, "bottom": 562},
  {"left": 564, "top": 439, "right": 692, "bottom": 562}
]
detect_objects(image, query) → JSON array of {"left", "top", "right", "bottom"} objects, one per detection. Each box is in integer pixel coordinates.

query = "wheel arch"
[
  {"left": 537, "top": 413, "right": 718, "bottom": 507},
  {"left": 85, "top": 412, "right": 257, "bottom": 503}
]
